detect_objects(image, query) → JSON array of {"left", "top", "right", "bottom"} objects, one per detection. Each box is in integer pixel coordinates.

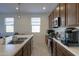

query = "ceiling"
[{"left": 0, "top": 3, "right": 57, "bottom": 14}]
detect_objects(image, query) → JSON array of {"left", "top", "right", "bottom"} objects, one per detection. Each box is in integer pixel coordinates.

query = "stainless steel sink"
[
  {"left": 8, "top": 37, "right": 27, "bottom": 44},
  {"left": 8, "top": 40, "right": 24, "bottom": 44},
  {"left": 18, "top": 37, "right": 27, "bottom": 41}
]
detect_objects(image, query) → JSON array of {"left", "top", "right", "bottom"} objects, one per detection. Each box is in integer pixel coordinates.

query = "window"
[
  {"left": 31, "top": 17, "right": 41, "bottom": 33},
  {"left": 5, "top": 17, "right": 14, "bottom": 32}
]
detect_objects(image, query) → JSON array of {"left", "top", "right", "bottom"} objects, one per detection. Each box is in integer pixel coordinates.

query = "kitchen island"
[{"left": 0, "top": 34, "right": 33, "bottom": 56}]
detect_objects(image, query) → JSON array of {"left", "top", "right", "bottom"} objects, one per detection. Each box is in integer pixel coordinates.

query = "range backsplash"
[
  {"left": 52, "top": 27, "right": 79, "bottom": 41},
  {"left": 52, "top": 27, "right": 66, "bottom": 40}
]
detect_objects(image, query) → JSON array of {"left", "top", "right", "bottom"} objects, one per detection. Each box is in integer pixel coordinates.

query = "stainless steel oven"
[{"left": 64, "top": 27, "right": 79, "bottom": 46}]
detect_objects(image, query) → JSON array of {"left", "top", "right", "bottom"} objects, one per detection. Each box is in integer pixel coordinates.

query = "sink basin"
[
  {"left": 8, "top": 40, "right": 24, "bottom": 44},
  {"left": 17, "top": 37, "right": 27, "bottom": 41},
  {"left": 8, "top": 37, "right": 27, "bottom": 44}
]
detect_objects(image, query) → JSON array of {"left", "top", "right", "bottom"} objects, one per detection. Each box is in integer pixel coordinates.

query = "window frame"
[
  {"left": 5, "top": 17, "right": 14, "bottom": 33},
  {"left": 31, "top": 17, "right": 41, "bottom": 33}
]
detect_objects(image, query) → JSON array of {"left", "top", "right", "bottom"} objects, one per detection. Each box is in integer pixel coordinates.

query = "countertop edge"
[
  {"left": 13, "top": 34, "right": 33, "bottom": 56},
  {"left": 53, "top": 38, "right": 77, "bottom": 56}
]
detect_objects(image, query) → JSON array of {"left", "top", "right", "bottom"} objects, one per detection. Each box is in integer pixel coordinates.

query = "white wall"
[
  {"left": 0, "top": 13, "right": 48, "bottom": 48},
  {"left": 14, "top": 13, "right": 49, "bottom": 48},
  {"left": 14, "top": 13, "right": 48, "bottom": 35}
]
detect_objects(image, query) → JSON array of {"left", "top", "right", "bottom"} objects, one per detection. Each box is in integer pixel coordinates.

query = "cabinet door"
[
  {"left": 15, "top": 49, "right": 23, "bottom": 56},
  {"left": 77, "top": 4, "right": 79, "bottom": 25},
  {"left": 60, "top": 3, "right": 66, "bottom": 26},
  {"left": 49, "top": 15, "right": 52, "bottom": 29},
  {"left": 56, "top": 48, "right": 63, "bottom": 56},
  {"left": 23, "top": 39, "right": 32, "bottom": 56},
  {"left": 52, "top": 40, "right": 57, "bottom": 56},
  {"left": 56, "top": 43, "right": 64, "bottom": 56},
  {"left": 51, "top": 12, "right": 54, "bottom": 28},
  {"left": 45, "top": 35, "right": 48, "bottom": 45},
  {"left": 66, "top": 3, "right": 77, "bottom": 26},
  {"left": 56, "top": 42, "right": 74, "bottom": 56},
  {"left": 63, "top": 48, "right": 75, "bottom": 56},
  {"left": 31, "top": 37, "right": 33, "bottom": 54},
  {"left": 23, "top": 43, "right": 28, "bottom": 56},
  {"left": 54, "top": 4, "right": 60, "bottom": 19},
  {"left": 27, "top": 40, "right": 31, "bottom": 56}
]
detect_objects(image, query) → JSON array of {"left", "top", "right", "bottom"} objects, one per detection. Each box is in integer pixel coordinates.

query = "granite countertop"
[
  {"left": 0, "top": 34, "right": 33, "bottom": 56},
  {"left": 53, "top": 38, "right": 79, "bottom": 56}
]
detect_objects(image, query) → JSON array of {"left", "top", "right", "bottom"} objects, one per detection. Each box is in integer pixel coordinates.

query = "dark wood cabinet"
[
  {"left": 45, "top": 35, "right": 48, "bottom": 45},
  {"left": 56, "top": 43, "right": 64, "bottom": 56},
  {"left": 48, "top": 4, "right": 59, "bottom": 29},
  {"left": 48, "top": 3, "right": 79, "bottom": 28},
  {"left": 15, "top": 49, "right": 23, "bottom": 56},
  {"left": 15, "top": 38, "right": 32, "bottom": 56},
  {"left": 49, "top": 12, "right": 54, "bottom": 29},
  {"left": 77, "top": 4, "right": 79, "bottom": 25},
  {"left": 66, "top": 3, "right": 77, "bottom": 26},
  {"left": 23, "top": 39, "right": 31, "bottom": 56},
  {"left": 23, "top": 43, "right": 28, "bottom": 56},
  {"left": 51, "top": 39, "right": 75, "bottom": 56},
  {"left": 27, "top": 39, "right": 31, "bottom": 56},
  {"left": 56, "top": 42, "right": 74, "bottom": 56},
  {"left": 52, "top": 39, "right": 57, "bottom": 56},
  {"left": 49, "top": 15, "right": 52, "bottom": 29},
  {"left": 54, "top": 4, "right": 60, "bottom": 19},
  {"left": 59, "top": 3, "right": 66, "bottom": 26},
  {"left": 63, "top": 48, "right": 74, "bottom": 56}
]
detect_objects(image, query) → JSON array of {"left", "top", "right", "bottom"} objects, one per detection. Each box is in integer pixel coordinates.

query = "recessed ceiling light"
[
  {"left": 42, "top": 7, "right": 46, "bottom": 10},
  {"left": 16, "top": 7, "right": 19, "bottom": 10}
]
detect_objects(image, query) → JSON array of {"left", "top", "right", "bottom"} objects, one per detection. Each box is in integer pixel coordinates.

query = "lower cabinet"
[
  {"left": 23, "top": 43, "right": 28, "bottom": 56},
  {"left": 15, "top": 49, "right": 23, "bottom": 56},
  {"left": 52, "top": 40, "right": 57, "bottom": 56},
  {"left": 15, "top": 38, "right": 32, "bottom": 56},
  {"left": 56, "top": 43, "right": 64, "bottom": 56},
  {"left": 45, "top": 35, "right": 48, "bottom": 45},
  {"left": 26, "top": 39, "right": 31, "bottom": 56},
  {"left": 52, "top": 39, "right": 75, "bottom": 56},
  {"left": 56, "top": 43, "right": 74, "bottom": 56}
]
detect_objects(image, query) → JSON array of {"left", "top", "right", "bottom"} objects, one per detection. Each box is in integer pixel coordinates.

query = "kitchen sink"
[
  {"left": 17, "top": 37, "right": 27, "bottom": 41},
  {"left": 8, "top": 37, "right": 27, "bottom": 44},
  {"left": 8, "top": 40, "right": 24, "bottom": 44}
]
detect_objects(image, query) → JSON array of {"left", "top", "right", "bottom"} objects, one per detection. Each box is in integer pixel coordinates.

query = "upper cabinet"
[
  {"left": 49, "top": 15, "right": 52, "bottom": 29},
  {"left": 49, "top": 12, "right": 54, "bottom": 29},
  {"left": 77, "top": 4, "right": 79, "bottom": 25},
  {"left": 48, "top": 3, "right": 79, "bottom": 28},
  {"left": 59, "top": 3, "right": 66, "bottom": 27},
  {"left": 53, "top": 4, "right": 60, "bottom": 19},
  {"left": 66, "top": 3, "right": 77, "bottom": 26}
]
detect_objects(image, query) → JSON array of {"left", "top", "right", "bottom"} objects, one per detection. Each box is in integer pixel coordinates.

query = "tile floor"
[{"left": 31, "top": 36, "right": 50, "bottom": 56}]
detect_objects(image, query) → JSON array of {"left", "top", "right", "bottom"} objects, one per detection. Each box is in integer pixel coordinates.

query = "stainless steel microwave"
[{"left": 53, "top": 17, "right": 61, "bottom": 28}]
